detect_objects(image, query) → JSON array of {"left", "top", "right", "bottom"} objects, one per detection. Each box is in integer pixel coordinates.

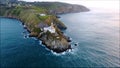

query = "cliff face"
[{"left": 0, "top": 2, "right": 89, "bottom": 53}]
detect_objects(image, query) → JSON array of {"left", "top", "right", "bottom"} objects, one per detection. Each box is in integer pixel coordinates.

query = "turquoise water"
[{"left": 0, "top": 9, "right": 120, "bottom": 67}]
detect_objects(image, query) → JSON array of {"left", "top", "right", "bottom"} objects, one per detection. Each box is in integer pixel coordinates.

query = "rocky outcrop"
[{"left": 39, "top": 32, "right": 71, "bottom": 53}]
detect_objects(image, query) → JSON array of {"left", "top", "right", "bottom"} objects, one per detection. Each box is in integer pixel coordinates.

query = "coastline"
[{"left": 0, "top": 16, "right": 72, "bottom": 53}]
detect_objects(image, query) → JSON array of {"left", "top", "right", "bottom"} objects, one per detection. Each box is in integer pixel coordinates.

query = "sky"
[{"left": 21, "top": 0, "right": 119, "bottom": 11}]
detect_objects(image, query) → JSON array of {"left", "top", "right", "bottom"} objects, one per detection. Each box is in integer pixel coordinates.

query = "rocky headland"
[{"left": 0, "top": 1, "right": 89, "bottom": 53}]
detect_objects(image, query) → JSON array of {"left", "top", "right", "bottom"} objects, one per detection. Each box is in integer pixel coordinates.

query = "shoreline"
[{"left": 0, "top": 16, "right": 72, "bottom": 53}]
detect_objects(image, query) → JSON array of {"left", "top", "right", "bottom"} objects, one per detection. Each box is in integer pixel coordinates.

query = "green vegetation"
[
  {"left": 37, "top": 15, "right": 50, "bottom": 21},
  {"left": 11, "top": 8, "right": 21, "bottom": 15},
  {"left": 32, "top": 6, "right": 46, "bottom": 13},
  {"left": 33, "top": 27, "right": 41, "bottom": 33}
]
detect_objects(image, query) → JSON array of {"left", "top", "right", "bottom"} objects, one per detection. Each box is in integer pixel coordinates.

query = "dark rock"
[
  {"left": 29, "top": 32, "right": 38, "bottom": 37},
  {"left": 74, "top": 43, "right": 77, "bottom": 46},
  {"left": 56, "top": 15, "right": 61, "bottom": 18},
  {"left": 67, "top": 37, "right": 72, "bottom": 42},
  {"left": 24, "top": 35, "right": 27, "bottom": 38},
  {"left": 63, "top": 36, "right": 72, "bottom": 42}
]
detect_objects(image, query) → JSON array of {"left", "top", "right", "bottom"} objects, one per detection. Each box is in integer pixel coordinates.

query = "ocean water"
[{"left": 0, "top": 9, "right": 120, "bottom": 67}]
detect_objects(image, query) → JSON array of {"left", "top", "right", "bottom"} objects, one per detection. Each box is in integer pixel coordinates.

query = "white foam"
[
  {"left": 31, "top": 37, "right": 38, "bottom": 40},
  {"left": 39, "top": 41, "right": 42, "bottom": 44},
  {"left": 51, "top": 50, "right": 66, "bottom": 56},
  {"left": 38, "top": 41, "right": 46, "bottom": 48},
  {"left": 37, "top": 39, "right": 77, "bottom": 56}
]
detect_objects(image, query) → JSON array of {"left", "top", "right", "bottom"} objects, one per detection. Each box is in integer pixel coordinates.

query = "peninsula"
[{"left": 0, "top": 0, "right": 89, "bottom": 53}]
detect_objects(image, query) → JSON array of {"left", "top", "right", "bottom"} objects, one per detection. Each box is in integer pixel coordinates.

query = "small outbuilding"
[{"left": 39, "top": 13, "right": 46, "bottom": 16}]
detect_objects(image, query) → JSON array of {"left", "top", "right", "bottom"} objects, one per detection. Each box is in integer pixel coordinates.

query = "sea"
[{"left": 0, "top": 7, "right": 120, "bottom": 67}]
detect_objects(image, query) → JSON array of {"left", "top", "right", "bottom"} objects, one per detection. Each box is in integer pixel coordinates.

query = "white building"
[
  {"left": 39, "top": 13, "right": 46, "bottom": 16},
  {"left": 43, "top": 23, "right": 56, "bottom": 33}
]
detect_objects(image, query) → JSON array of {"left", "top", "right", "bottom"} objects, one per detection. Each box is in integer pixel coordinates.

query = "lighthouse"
[{"left": 43, "top": 22, "right": 56, "bottom": 33}]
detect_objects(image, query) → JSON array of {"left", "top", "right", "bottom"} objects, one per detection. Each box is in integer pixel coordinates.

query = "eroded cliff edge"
[{"left": 0, "top": 2, "right": 89, "bottom": 53}]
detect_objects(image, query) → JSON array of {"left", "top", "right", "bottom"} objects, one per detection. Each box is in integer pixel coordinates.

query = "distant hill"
[
  {"left": 28, "top": 2, "right": 90, "bottom": 14},
  {"left": 0, "top": 1, "right": 89, "bottom": 14}
]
